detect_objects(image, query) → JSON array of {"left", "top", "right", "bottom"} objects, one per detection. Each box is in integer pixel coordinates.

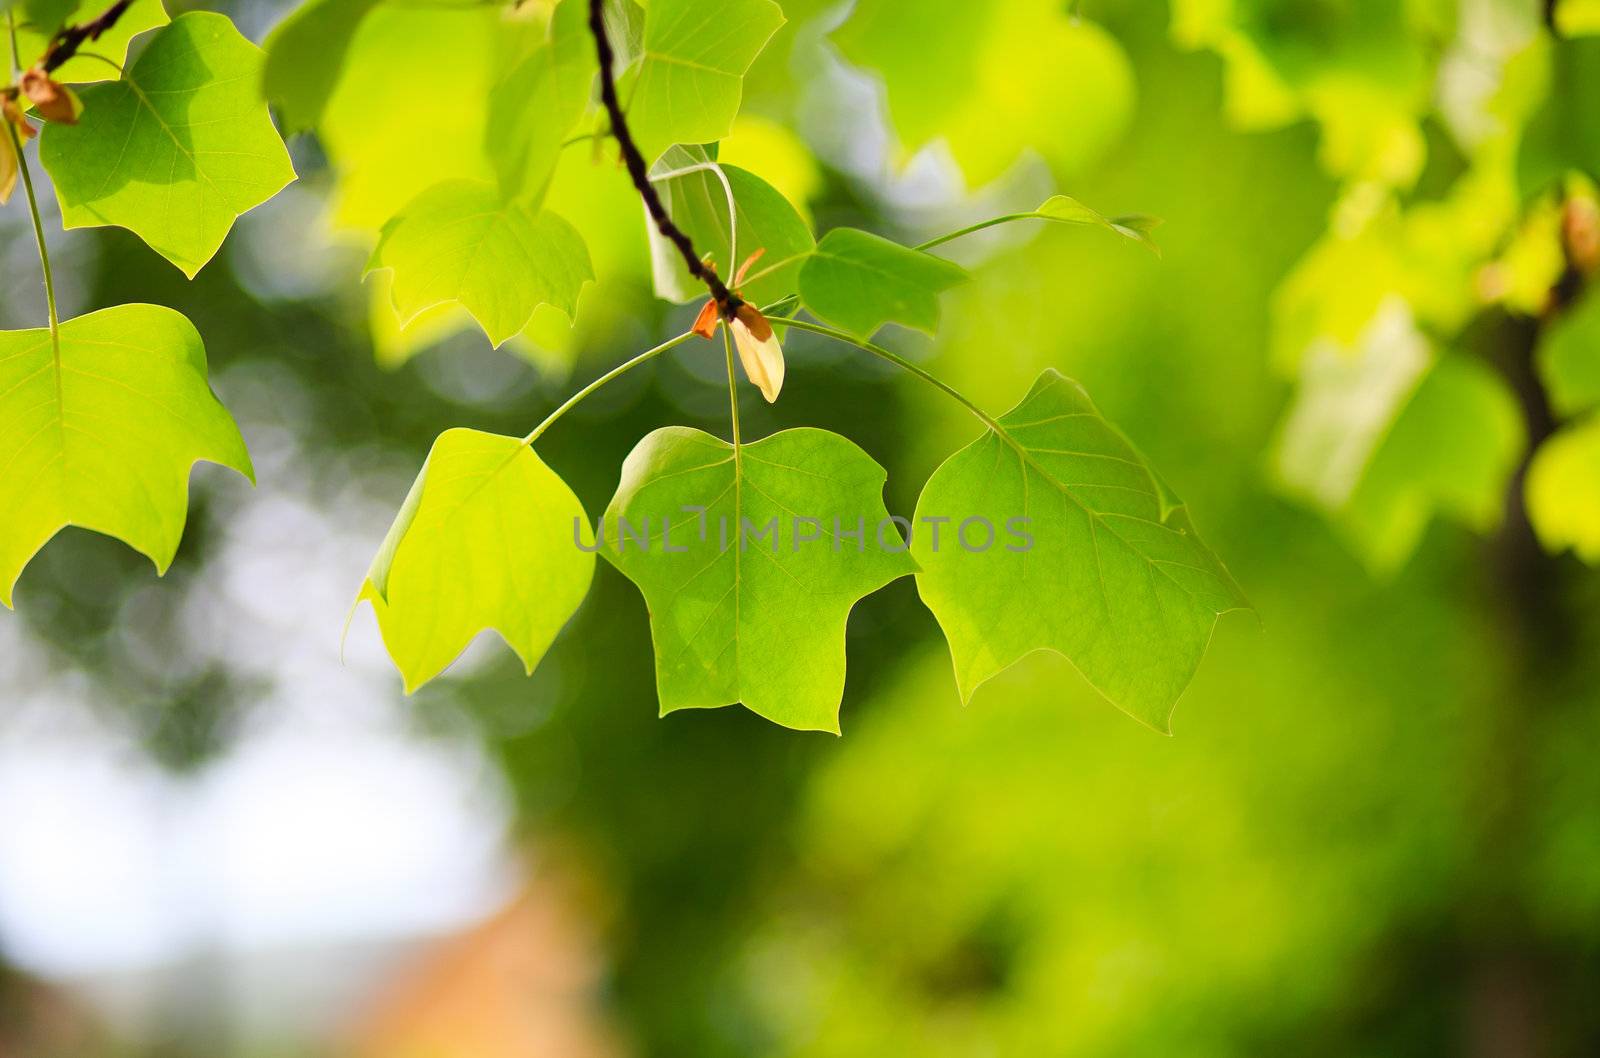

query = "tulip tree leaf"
[
  {"left": 12, "top": 0, "right": 168, "bottom": 85},
  {"left": 912, "top": 370, "right": 1247, "bottom": 732},
  {"left": 0, "top": 304, "right": 252, "bottom": 607},
  {"left": 649, "top": 151, "right": 814, "bottom": 307},
  {"left": 798, "top": 228, "right": 967, "bottom": 340},
  {"left": 624, "top": 0, "right": 785, "bottom": 161},
  {"left": 358, "top": 429, "right": 596, "bottom": 693},
  {"left": 369, "top": 179, "right": 594, "bottom": 347},
  {"left": 39, "top": 12, "right": 296, "bottom": 277},
  {"left": 1528, "top": 416, "right": 1600, "bottom": 564},
  {"left": 602, "top": 427, "right": 917, "bottom": 733},
  {"left": 261, "top": 0, "right": 384, "bottom": 134}
]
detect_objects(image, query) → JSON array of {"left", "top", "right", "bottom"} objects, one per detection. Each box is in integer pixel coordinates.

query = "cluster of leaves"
[
  {"left": 1, "top": 0, "right": 1247, "bottom": 737},
  {"left": 1175, "top": 0, "right": 1600, "bottom": 571},
  {"left": 0, "top": 0, "right": 289, "bottom": 607}
]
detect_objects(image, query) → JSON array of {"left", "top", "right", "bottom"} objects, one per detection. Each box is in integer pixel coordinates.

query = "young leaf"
[
  {"left": 1036, "top": 195, "right": 1161, "bottom": 253},
  {"left": 39, "top": 12, "right": 296, "bottom": 277},
  {"left": 1527, "top": 416, "right": 1600, "bottom": 564},
  {"left": 624, "top": 0, "right": 785, "bottom": 161},
  {"left": 912, "top": 370, "right": 1246, "bottom": 732},
  {"left": 11, "top": 0, "right": 167, "bottom": 85},
  {"left": 0, "top": 304, "right": 253, "bottom": 608},
  {"left": 369, "top": 179, "right": 594, "bottom": 348},
  {"left": 649, "top": 151, "right": 814, "bottom": 306},
  {"left": 602, "top": 427, "right": 917, "bottom": 733},
  {"left": 358, "top": 429, "right": 596, "bottom": 693},
  {"left": 260, "top": 0, "right": 384, "bottom": 134},
  {"left": 798, "top": 227, "right": 967, "bottom": 340}
]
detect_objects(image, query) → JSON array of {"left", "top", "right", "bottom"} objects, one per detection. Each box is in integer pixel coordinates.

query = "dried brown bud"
[{"left": 21, "top": 68, "right": 81, "bottom": 125}]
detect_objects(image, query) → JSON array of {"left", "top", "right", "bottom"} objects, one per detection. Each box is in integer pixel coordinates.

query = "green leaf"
[
  {"left": 624, "top": 0, "right": 785, "bottom": 161},
  {"left": 798, "top": 228, "right": 967, "bottom": 340},
  {"left": 602, "top": 427, "right": 917, "bottom": 733},
  {"left": 1528, "top": 416, "right": 1600, "bottom": 563},
  {"left": 39, "top": 12, "right": 296, "bottom": 278},
  {"left": 485, "top": 0, "right": 594, "bottom": 203},
  {"left": 1539, "top": 288, "right": 1600, "bottom": 417},
  {"left": 369, "top": 179, "right": 593, "bottom": 348},
  {"left": 358, "top": 429, "right": 596, "bottom": 693},
  {"left": 12, "top": 0, "right": 167, "bottom": 84},
  {"left": 649, "top": 150, "right": 813, "bottom": 306},
  {"left": 0, "top": 304, "right": 253, "bottom": 608},
  {"left": 1274, "top": 304, "right": 1524, "bottom": 572},
  {"left": 1035, "top": 195, "right": 1161, "bottom": 253},
  {"left": 912, "top": 370, "right": 1246, "bottom": 732},
  {"left": 261, "top": 0, "right": 384, "bottom": 134}
]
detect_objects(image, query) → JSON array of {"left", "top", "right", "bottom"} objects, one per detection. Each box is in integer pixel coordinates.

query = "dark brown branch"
[
  {"left": 586, "top": 0, "right": 742, "bottom": 316},
  {"left": 39, "top": 0, "right": 135, "bottom": 74}
]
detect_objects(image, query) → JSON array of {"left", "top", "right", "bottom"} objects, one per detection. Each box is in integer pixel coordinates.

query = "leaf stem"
[
  {"left": 522, "top": 330, "right": 695, "bottom": 446},
  {"left": 771, "top": 316, "right": 1006, "bottom": 436},
  {"left": 7, "top": 16, "right": 61, "bottom": 357},
  {"left": 912, "top": 212, "right": 1046, "bottom": 252},
  {"left": 722, "top": 324, "right": 743, "bottom": 449}
]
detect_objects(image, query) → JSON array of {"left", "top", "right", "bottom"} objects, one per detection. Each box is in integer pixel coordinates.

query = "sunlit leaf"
[
  {"left": 648, "top": 149, "right": 813, "bottom": 306},
  {"left": 369, "top": 179, "right": 593, "bottom": 348},
  {"left": 261, "top": 0, "right": 383, "bottom": 133},
  {"left": 485, "top": 0, "right": 594, "bottom": 203},
  {"left": 1528, "top": 416, "right": 1600, "bottom": 563},
  {"left": 359, "top": 428, "right": 595, "bottom": 693},
  {"left": 602, "top": 426, "right": 916, "bottom": 733},
  {"left": 0, "top": 304, "right": 252, "bottom": 607},
  {"left": 624, "top": 0, "right": 785, "bottom": 162},
  {"left": 39, "top": 12, "right": 296, "bottom": 277},
  {"left": 912, "top": 370, "right": 1247, "bottom": 731},
  {"left": 797, "top": 228, "right": 967, "bottom": 340}
]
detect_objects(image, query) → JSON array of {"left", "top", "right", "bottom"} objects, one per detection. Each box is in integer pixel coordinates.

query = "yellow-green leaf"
[
  {"left": 39, "top": 12, "right": 296, "bottom": 277},
  {"left": 359, "top": 429, "right": 596, "bottom": 693},
  {"left": 0, "top": 304, "right": 252, "bottom": 607}
]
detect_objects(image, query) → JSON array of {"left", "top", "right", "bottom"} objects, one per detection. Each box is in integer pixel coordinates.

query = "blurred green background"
[{"left": 2, "top": 1, "right": 1598, "bottom": 1056}]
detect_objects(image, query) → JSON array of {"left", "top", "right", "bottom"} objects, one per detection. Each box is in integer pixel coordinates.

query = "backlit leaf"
[
  {"left": 358, "top": 429, "right": 595, "bottom": 693},
  {"left": 602, "top": 426, "right": 916, "bottom": 733},
  {"left": 1528, "top": 416, "right": 1600, "bottom": 563},
  {"left": 485, "top": 0, "right": 594, "bottom": 203},
  {"left": 1036, "top": 195, "right": 1161, "bottom": 253},
  {"left": 624, "top": 0, "right": 785, "bottom": 162},
  {"left": 261, "top": 0, "right": 383, "bottom": 134},
  {"left": 798, "top": 228, "right": 967, "bottom": 340},
  {"left": 369, "top": 179, "right": 593, "bottom": 348},
  {"left": 912, "top": 370, "right": 1246, "bottom": 731},
  {"left": 0, "top": 304, "right": 252, "bottom": 607},
  {"left": 39, "top": 12, "right": 296, "bottom": 277}
]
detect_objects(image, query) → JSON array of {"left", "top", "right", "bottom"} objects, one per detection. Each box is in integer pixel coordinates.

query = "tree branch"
[
  {"left": 585, "top": 0, "right": 742, "bottom": 316},
  {"left": 39, "top": 0, "right": 134, "bottom": 74}
]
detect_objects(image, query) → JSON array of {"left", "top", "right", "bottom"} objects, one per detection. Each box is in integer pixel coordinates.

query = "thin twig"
[
  {"left": 585, "top": 0, "right": 742, "bottom": 316},
  {"left": 40, "top": 0, "right": 135, "bottom": 74}
]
